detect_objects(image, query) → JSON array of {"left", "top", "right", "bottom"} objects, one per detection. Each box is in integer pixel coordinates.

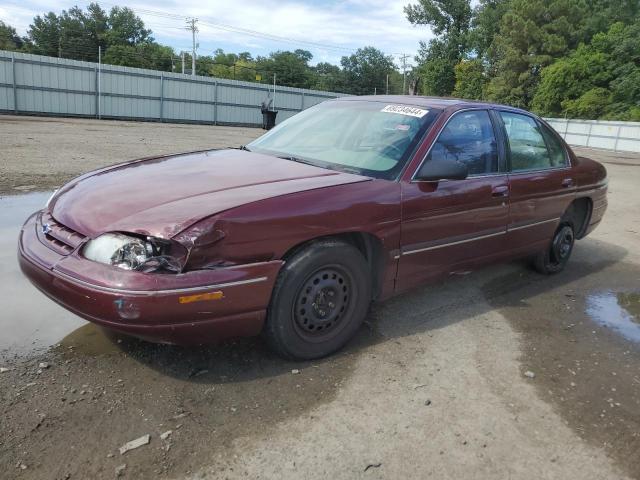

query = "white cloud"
[{"left": 1, "top": 0, "right": 434, "bottom": 64}]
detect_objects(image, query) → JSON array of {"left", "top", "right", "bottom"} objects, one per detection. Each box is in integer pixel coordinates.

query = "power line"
[
  {"left": 15, "top": 2, "right": 411, "bottom": 65},
  {"left": 98, "top": 2, "right": 398, "bottom": 55}
]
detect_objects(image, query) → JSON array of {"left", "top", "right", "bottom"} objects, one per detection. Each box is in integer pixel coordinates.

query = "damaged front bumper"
[{"left": 18, "top": 211, "right": 283, "bottom": 345}]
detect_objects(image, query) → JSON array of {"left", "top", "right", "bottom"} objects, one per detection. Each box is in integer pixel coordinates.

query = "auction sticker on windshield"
[{"left": 380, "top": 105, "right": 429, "bottom": 118}]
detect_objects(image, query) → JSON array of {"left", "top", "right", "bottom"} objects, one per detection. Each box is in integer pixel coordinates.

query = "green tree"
[
  {"left": 232, "top": 58, "right": 261, "bottom": 82},
  {"left": 205, "top": 49, "right": 236, "bottom": 78},
  {"left": 388, "top": 70, "right": 408, "bottom": 95},
  {"left": 105, "top": 6, "right": 151, "bottom": 46},
  {"left": 340, "top": 46, "right": 396, "bottom": 95},
  {"left": 57, "top": 6, "right": 103, "bottom": 61},
  {"left": 415, "top": 53, "right": 456, "bottom": 96},
  {"left": 311, "top": 62, "right": 344, "bottom": 92},
  {"left": 192, "top": 54, "right": 214, "bottom": 76},
  {"left": 562, "top": 87, "right": 611, "bottom": 119},
  {"left": 28, "top": 3, "right": 154, "bottom": 63},
  {"left": 531, "top": 45, "right": 611, "bottom": 116},
  {"left": 485, "top": 0, "right": 591, "bottom": 108},
  {"left": 255, "top": 49, "right": 314, "bottom": 89},
  {"left": 452, "top": 59, "right": 486, "bottom": 99},
  {"left": 468, "top": 0, "right": 510, "bottom": 69},
  {"left": 405, "top": 0, "right": 473, "bottom": 96},
  {"left": 577, "top": 0, "right": 640, "bottom": 43},
  {"left": 28, "top": 12, "right": 61, "bottom": 57},
  {"left": 211, "top": 50, "right": 260, "bottom": 81},
  {"left": 532, "top": 21, "right": 640, "bottom": 119},
  {"left": 405, "top": 0, "right": 472, "bottom": 46},
  {"left": 594, "top": 21, "right": 640, "bottom": 119},
  {"left": 103, "top": 43, "right": 174, "bottom": 71},
  {"left": 0, "top": 21, "right": 25, "bottom": 51}
]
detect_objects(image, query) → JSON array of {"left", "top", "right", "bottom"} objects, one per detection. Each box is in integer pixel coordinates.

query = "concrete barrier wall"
[
  {"left": 0, "top": 50, "right": 343, "bottom": 126},
  {"left": 545, "top": 118, "right": 640, "bottom": 153}
]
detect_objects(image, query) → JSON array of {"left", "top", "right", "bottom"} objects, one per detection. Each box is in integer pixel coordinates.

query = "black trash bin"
[{"left": 262, "top": 110, "right": 278, "bottom": 130}]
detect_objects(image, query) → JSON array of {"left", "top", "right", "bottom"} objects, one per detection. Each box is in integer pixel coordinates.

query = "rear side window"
[
  {"left": 500, "top": 112, "right": 551, "bottom": 172},
  {"left": 540, "top": 123, "right": 569, "bottom": 167},
  {"left": 427, "top": 110, "right": 499, "bottom": 176}
]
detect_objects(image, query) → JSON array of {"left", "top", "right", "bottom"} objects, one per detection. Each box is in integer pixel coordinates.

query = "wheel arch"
[
  {"left": 563, "top": 196, "right": 593, "bottom": 239},
  {"left": 281, "top": 232, "right": 387, "bottom": 300}
]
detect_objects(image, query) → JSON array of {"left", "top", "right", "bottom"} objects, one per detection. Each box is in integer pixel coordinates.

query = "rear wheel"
[
  {"left": 533, "top": 222, "right": 575, "bottom": 274},
  {"left": 264, "top": 239, "right": 371, "bottom": 360}
]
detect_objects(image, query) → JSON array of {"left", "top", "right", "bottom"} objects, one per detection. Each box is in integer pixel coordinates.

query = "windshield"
[{"left": 247, "top": 100, "right": 440, "bottom": 180}]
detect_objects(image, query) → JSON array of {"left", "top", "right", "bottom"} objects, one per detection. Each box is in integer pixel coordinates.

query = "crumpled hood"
[{"left": 51, "top": 149, "right": 368, "bottom": 238}]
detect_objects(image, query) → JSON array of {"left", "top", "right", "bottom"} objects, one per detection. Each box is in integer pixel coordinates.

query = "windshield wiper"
[
  {"left": 276, "top": 154, "right": 317, "bottom": 167},
  {"left": 335, "top": 166, "right": 362, "bottom": 175},
  {"left": 276, "top": 155, "right": 363, "bottom": 176}
]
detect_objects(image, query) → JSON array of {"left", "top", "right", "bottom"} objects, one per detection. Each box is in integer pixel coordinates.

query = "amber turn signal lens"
[{"left": 178, "top": 291, "right": 225, "bottom": 304}]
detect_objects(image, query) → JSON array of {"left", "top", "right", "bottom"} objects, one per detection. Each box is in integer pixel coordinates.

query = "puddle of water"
[
  {"left": 54, "top": 323, "right": 129, "bottom": 357},
  {"left": 586, "top": 291, "right": 640, "bottom": 343},
  {"left": 0, "top": 192, "right": 86, "bottom": 357},
  {"left": 617, "top": 292, "right": 640, "bottom": 322}
]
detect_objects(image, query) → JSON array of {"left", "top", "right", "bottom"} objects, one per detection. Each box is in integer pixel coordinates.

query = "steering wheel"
[{"left": 384, "top": 143, "right": 404, "bottom": 156}]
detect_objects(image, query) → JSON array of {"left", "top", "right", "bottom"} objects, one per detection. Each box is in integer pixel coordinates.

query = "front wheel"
[
  {"left": 533, "top": 222, "right": 575, "bottom": 274},
  {"left": 264, "top": 239, "right": 372, "bottom": 360}
]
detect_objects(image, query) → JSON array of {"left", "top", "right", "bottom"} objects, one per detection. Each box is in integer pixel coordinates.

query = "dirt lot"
[
  {"left": 0, "top": 115, "right": 262, "bottom": 195},
  {"left": 1, "top": 115, "right": 640, "bottom": 480}
]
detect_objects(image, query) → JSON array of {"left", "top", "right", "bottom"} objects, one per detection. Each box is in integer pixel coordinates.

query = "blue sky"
[{"left": 1, "top": 0, "right": 440, "bottom": 67}]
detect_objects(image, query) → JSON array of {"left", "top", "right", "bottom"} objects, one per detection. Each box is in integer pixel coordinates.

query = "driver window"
[{"left": 426, "top": 110, "right": 499, "bottom": 176}]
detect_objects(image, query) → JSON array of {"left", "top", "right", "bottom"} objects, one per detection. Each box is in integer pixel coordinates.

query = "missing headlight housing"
[{"left": 83, "top": 233, "right": 183, "bottom": 273}]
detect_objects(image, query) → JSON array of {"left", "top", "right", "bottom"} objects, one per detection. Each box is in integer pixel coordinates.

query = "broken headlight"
[{"left": 83, "top": 233, "right": 183, "bottom": 273}]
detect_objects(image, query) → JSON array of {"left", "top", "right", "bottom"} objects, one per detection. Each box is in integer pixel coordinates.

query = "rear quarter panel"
[{"left": 572, "top": 153, "right": 608, "bottom": 236}]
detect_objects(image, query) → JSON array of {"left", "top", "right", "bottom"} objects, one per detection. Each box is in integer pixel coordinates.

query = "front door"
[{"left": 397, "top": 109, "right": 510, "bottom": 291}]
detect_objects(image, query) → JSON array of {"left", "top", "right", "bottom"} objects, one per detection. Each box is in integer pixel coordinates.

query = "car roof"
[{"left": 334, "top": 95, "right": 530, "bottom": 114}]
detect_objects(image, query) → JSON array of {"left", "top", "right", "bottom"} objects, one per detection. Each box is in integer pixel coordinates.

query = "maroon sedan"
[{"left": 19, "top": 97, "right": 608, "bottom": 359}]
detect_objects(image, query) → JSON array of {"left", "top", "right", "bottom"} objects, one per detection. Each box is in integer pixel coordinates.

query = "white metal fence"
[
  {"left": 0, "top": 50, "right": 342, "bottom": 126},
  {"left": 1, "top": 51, "right": 638, "bottom": 153},
  {"left": 545, "top": 118, "right": 640, "bottom": 154}
]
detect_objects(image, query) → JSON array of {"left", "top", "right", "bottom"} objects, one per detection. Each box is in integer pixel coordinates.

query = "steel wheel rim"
[
  {"left": 550, "top": 225, "right": 574, "bottom": 265},
  {"left": 293, "top": 265, "right": 352, "bottom": 341}
]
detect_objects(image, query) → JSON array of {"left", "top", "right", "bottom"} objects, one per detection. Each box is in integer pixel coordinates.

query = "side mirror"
[{"left": 414, "top": 153, "right": 468, "bottom": 182}]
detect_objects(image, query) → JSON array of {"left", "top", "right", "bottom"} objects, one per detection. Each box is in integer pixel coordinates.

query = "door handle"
[
  {"left": 491, "top": 185, "right": 509, "bottom": 197},
  {"left": 561, "top": 178, "right": 574, "bottom": 188}
]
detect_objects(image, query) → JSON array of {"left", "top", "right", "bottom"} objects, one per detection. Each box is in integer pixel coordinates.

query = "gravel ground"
[
  {"left": 1, "top": 114, "right": 640, "bottom": 480},
  {"left": 0, "top": 115, "right": 262, "bottom": 195}
]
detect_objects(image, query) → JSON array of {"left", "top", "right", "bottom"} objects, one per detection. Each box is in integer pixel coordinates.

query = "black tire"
[
  {"left": 264, "top": 239, "right": 372, "bottom": 360},
  {"left": 533, "top": 222, "right": 575, "bottom": 274}
]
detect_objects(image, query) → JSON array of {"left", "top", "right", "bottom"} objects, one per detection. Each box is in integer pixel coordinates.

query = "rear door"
[
  {"left": 397, "top": 109, "right": 510, "bottom": 291},
  {"left": 497, "top": 111, "right": 576, "bottom": 252}
]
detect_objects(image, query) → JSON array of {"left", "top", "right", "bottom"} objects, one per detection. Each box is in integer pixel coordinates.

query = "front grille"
[{"left": 38, "top": 212, "right": 86, "bottom": 255}]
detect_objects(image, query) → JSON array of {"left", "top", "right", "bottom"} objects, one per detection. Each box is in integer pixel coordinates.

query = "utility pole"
[
  {"left": 186, "top": 18, "right": 198, "bottom": 76},
  {"left": 97, "top": 46, "right": 101, "bottom": 119},
  {"left": 399, "top": 54, "right": 410, "bottom": 95},
  {"left": 386, "top": 74, "right": 389, "bottom": 95},
  {"left": 181, "top": 52, "right": 185, "bottom": 74}
]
